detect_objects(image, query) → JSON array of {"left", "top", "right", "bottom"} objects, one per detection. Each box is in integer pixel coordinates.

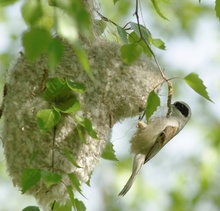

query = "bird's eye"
[{"left": 174, "top": 102, "right": 189, "bottom": 117}]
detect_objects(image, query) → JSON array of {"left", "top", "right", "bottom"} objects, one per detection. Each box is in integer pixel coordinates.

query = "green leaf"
[
  {"left": 215, "top": 0, "right": 220, "bottom": 20},
  {"left": 63, "top": 149, "right": 82, "bottom": 168},
  {"left": 75, "top": 199, "right": 86, "bottom": 211},
  {"left": 145, "top": 90, "right": 160, "bottom": 122},
  {"left": 72, "top": 42, "right": 96, "bottom": 82},
  {"left": 67, "top": 173, "right": 85, "bottom": 197},
  {"left": 22, "top": 28, "right": 52, "bottom": 61},
  {"left": 113, "top": 0, "right": 120, "bottom": 4},
  {"left": 151, "top": 0, "right": 168, "bottom": 20},
  {"left": 101, "top": 142, "right": 118, "bottom": 161},
  {"left": 117, "top": 26, "right": 128, "bottom": 44},
  {"left": 67, "top": 0, "right": 91, "bottom": 37},
  {"left": 75, "top": 115, "right": 99, "bottom": 139},
  {"left": 47, "top": 38, "right": 64, "bottom": 70},
  {"left": 29, "top": 150, "right": 40, "bottom": 164},
  {"left": 22, "top": 206, "right": 40, "bottom": 211},
  {"left": 184, "top": 72, "right": 213, "bottom": 102},
  {"left": 128, "top": 32, "right": 152, "bottom": 57},
  {"left": 52, "top": 199, "right": 72, "bottom": 211},
  {"left": 0, "top": 0, "right": 19, "bottom": 6},
  {"left": 21, "top": 168, "right": 41, "bottom": 193},
  {"left": 36, "top": 108, "right": 61, "bottom": 131},
  {"left": 54, "top": 96, "right": 81, "bottom": 113},
  {"left": 42, "top": 77, "right": 71, "bottom": 102},
  {"left": 66, "top": 80, "right": 86, "bottom": 93},
  {"left": 130, "top": 22, "right": 151, "bottom": 42},
  {"left": 41, "top": 171, "right": 62, "bottom": 187},
  {"left": 21, "top": 0, "right": 43, "bottom": 26},
  {"left": 120, "top": 43, "right": 143, "bottom": 64},
  {"left": 76, "top": 126, "right": 87, "bottom": 143},
  {"left": 149, "top": 37, "right": 166, "bottom": 50},
  {"left": 57, "top": 13, "right": 78, "bottom": 43},
  {"left": 94, "top": 20, "right": 106, "bottom": 36},
  {"left": 66, "top": 185, "right": 75, "bottom": 207},
  {"left": 66, "top": 187, "right": 86, "bottom": 211}
]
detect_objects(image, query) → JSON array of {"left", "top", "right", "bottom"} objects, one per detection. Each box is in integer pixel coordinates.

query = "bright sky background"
[{"left": 0, "top": 1, "right": 220, "bottom": 211}]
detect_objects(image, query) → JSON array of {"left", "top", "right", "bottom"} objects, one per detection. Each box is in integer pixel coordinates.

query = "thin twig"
[
  {"left": 50, "top": 200, "right": 56, "bottom": 211},
  {"left": 96, "top": 11, "right": 118, "bottom": 26},
  {"left": 51, "top": 126, "right": 57, "bottom": 171},
  {"left": 135, "top": 0, "right": 173, "bottom": 116},
  {"left": 134, "top": 0, "right": 167, "bottom": 81}
]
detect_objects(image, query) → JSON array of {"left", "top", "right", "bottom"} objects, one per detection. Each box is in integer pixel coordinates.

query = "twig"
[
  {"left": 135, "top": 0, "right": 172, "bottom": 116},
  {"left": 134, "top": 0, "right": 167, "bottom": 81},
  {"left": 96, "top": 11, "right": 118, "bottom": 27},
  {"left": 51, "top": 126, "right": 57, "bottom": 171}
]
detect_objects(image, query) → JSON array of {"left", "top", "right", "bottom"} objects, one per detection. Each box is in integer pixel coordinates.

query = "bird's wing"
[{"left": 144, "top": 125, "right": 178, "bottom": 163}]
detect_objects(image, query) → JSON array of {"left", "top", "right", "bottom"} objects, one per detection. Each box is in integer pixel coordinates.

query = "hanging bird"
[{"left": 118, "top": 101, "right": 191, "bottom": 196}]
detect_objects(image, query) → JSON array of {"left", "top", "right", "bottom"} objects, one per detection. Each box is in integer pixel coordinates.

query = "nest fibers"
[
  {"left": 1, "top": 0, "right": 162, "bottom": 207},
  {"left": 1, "top": 37, "right": 161, "bottom": 208}
]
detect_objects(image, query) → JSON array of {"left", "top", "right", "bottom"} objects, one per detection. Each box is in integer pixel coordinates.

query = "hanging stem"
[{"left": 135, "top": 0, "right": 173, "bottom": 116}]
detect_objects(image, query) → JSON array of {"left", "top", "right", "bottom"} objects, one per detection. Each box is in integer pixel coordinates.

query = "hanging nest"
[{"left": 0, "top": 0, "right": 162, "bottom": 209}]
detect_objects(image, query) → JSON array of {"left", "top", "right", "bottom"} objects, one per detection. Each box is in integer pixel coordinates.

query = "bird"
[{"left": 118, "top": 101, "right": 191, "bottom": 196}]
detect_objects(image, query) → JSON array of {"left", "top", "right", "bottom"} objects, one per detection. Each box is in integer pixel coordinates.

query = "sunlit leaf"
[
  {"left": 47, "top": 38, "right": 64, "bottom": 70},
  {"left": 151, "top": 0, "right": 168, "bottom": 20},
  {"left": 145, "top": 90, "right": 160, "bottom": 122},
  {"left": 184, "top": 72, "right": 213, "bottom": 102},
  {"left": 22, "top": 28, "right": 52, "bottom": 61},
  {"left": 63, "top": 149, "right": 82, "bottom": 168},
  {"left": 36, "top": 108, "right": 61, "bottom": 131},
  {"left": 101, "top": 142, "right": 118, "bottom": 161},
  {"left": 21, "top": 0, "right": 43, "bottom": 26},
  {"left": 54, "top": 96, "right": 81, "bottom": 113},
  {"left": 75, "top": 115, "right": 99, "bottom": 139},
  {"left": 21, "top": 168, "right": 41, "bottom": 193},
  {"left": 41, "top": 171, "right": 62, "bottom": 187},
  {"left": 149, "top": 37, "right": 166, "bottom": 50},
  {"left": 66, "top": 80, "right": 86, "bottom": 93},
  {"left": 117, "top": 25, "right": 128, "bottom": 44},
  {"left": 120, "top": 43, "right": 143, "bottom": 64},
  {"left": 57, "top": 13, "right": 78, "bottom": 43},
  {"left": 22, "top": 206, "right": 40, "bottom": 211}
]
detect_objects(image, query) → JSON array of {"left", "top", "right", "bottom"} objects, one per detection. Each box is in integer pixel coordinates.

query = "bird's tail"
[{"left": 118, "top": 154, "right": 145, "bottom": 196}]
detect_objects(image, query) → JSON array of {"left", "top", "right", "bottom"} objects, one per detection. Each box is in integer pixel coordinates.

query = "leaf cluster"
[
  {"left": 117, "top": 22, "right": 165, "bottom": 64},
  {"left": 145, "top": 72, "right": 213, "bottom": 121},
  {"left": 0, "top": 0, "right": 94, "bottom": 79},
  {"left": 21, "top": 168, "right": 86, "bottom": 211},
  {"left": 37, "top": 78, "right": 83, "bottom": 130}
]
